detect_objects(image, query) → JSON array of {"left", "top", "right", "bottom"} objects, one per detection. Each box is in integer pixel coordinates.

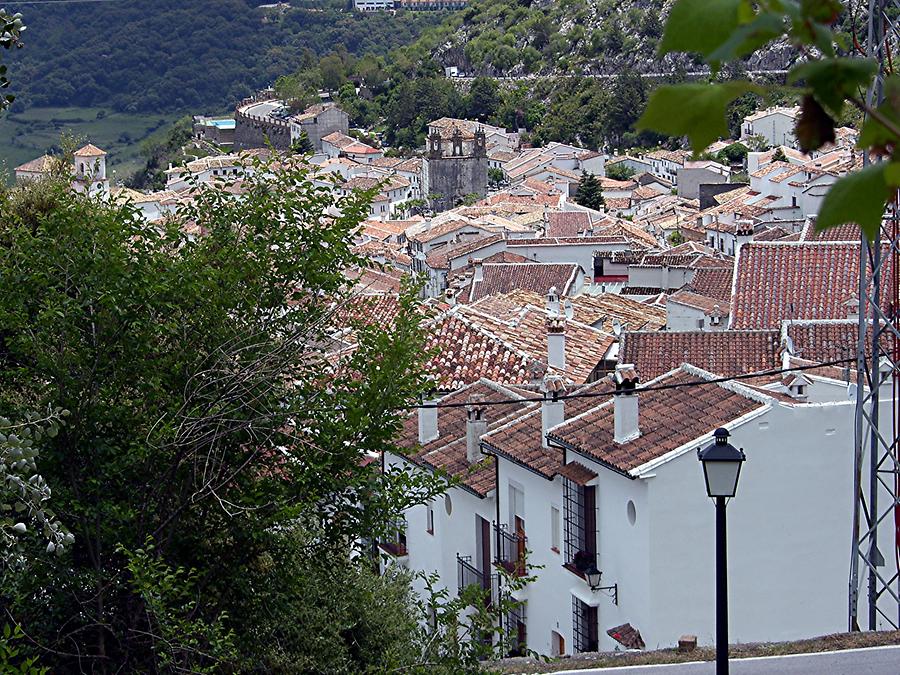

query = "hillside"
[
  {"left": 396, "top": 0, "right": 795, "bottom": 78},
  {"left": 6, "top": 0, "right": 447, "bottom": 114}
]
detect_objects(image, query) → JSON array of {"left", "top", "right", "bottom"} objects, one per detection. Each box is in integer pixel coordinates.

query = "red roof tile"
[
  {"left": 621, "top": 330, "right": 780, "bottom": 380},
  {"left": 548, "top": 368, "right": 766, "bottom": 475},
  {"left": 731, "top": 242, "right": 888, "bottom": 328},
  {"left": 467, "top": 263, "right": 581, "bottom": 303}
]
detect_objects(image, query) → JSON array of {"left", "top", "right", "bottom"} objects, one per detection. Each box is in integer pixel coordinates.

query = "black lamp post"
[{"left": 698, "top": 427, "right": 745, "bottom": 675}]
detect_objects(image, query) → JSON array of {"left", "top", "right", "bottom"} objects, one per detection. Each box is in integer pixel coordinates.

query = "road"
[{"left": 548, "top": 645, "right": 900, "bottom": 674}]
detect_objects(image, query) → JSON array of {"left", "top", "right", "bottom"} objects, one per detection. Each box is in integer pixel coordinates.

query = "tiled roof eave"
[
  {"left": 545, "top": 434, "right": 637, "bottom": 480},
  {"left": 480, "top": 439, "right": 556, "bottom": 481}
]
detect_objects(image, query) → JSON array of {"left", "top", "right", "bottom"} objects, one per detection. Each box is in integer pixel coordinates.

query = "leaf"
[
  {"left": 795, "top": 94, "right": 835, "bottom": 153},
  {"left": 816, "top": 165, "right": 890, "bottom": 239},
  {"left": 635, "top": 81, "right": 759, "bottom": 153},
  {"left": 788, "top": 57, "right": 877, "bottom": 114},
  {"left": 659, "top": 0, "right": 743, "bottom": 58},
  {"left": 707, "top": 11, "right": 787, "bottom": 64}
]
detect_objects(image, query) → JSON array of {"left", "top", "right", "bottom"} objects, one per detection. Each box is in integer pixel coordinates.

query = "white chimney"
[
  {"left": 546, "top": 286, "right": 560, "bottom": 316},
  {"left": 444, "top": 288, "right": 457, "bottom": 307},
  {"left": 844, "top": 294, "right": 859, "bottom": 322},
  {"left": 418, "top": 394, "right": 439, "bottom": 444},
  {"left": 547, "top": 317, "right": 566, "bottom": 371},
  {"left": 466, "top": 395, "right": 487, "bottom": 464},
  {"left": 541, "top": 375, "right": 566, "bottom": 448},
  {"left": 613, "top": 364, "right": 640, "bottom": 444},
  {"left": 473, "top": 259, "right": 484, "bottom": 283}
]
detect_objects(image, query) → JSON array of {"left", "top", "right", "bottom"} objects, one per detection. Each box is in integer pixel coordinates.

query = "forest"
[{"left": 6, "top": 0, "right": 446, "bottom": 114}]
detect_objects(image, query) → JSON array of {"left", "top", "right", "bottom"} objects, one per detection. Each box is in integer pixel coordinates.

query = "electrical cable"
[{"left": 406, "top": 356, "right": 857, "bottom": 410}]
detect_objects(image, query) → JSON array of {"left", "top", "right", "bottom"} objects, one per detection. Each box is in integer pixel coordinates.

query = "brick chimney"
[
  {"left": 418, "top": 393, "right": 439, "bottom": 444},
  {"left": 613, "top": 364, "right": 640, "bottom": 444},
  {"left": 541, "top": 374, "right": 566, "bottom": 448},
  {"left": 466, "top": 394, "right": 487, "bottom": 464},
  {"left": 546, "top": 286, "right": 561, "bottom": 316},
  {"left": 547, "top": 317, "right": 566, "bottom": 371}
]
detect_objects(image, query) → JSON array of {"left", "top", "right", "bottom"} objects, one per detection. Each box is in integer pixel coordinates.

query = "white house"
[
  {"left": 741, "top": 107, "right": 800, "bottom": 149},
  {"left": 384, "top": 361, "right": 896, "bottom": 657}
]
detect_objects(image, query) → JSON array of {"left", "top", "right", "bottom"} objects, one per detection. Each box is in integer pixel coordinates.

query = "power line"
[{"left": 409, "top": 357, "right": 855, "bottom": 410}]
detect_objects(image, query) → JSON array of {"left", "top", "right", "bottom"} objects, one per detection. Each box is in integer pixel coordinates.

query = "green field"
[{"left": 0, "top": 106, "right": 183, "bottom": 184}]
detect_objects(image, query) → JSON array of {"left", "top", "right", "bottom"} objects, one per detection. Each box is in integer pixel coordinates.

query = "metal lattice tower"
[{"left": 849, "top": 0, "right": 900, "bottom": 632}]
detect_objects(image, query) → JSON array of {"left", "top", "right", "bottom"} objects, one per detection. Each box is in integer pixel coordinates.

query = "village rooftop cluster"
[{"left": 14, "top": 98, "right": 895, "bottom": 658}]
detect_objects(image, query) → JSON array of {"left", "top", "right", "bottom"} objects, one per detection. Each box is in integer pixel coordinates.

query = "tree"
[
  {"left": 467, "top": 76, "right": 499, "bottom": 121},
  {"left": 574, "top": 171, "right": 605, "bottom": 210},
  {"left": 0, "top": 10, "right": 25, "bottom": 110},
  {"left": 0, "top": 157, "right": 444, "bottom": 671},
  {"left": 637, "top": 0, "right": 900, "bottom": 238},
  {"left": 772, "top": 146, "right": 787, "bottom": 162},
  {"left": 605, "top": 162, "right": 636, "bottom": 181},
  {"left": 290, "top": 130, "right": 313, "bottom": 154},
  {"left": 716, "top": 141, "right": 749, "bottom": 166},
  {"left": 488, "top": 167, "right": 505, "bottom": 188}
]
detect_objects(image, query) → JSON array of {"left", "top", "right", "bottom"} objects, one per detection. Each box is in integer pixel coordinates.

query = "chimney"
[
  {"left": 546, "top": 286, "right": 561, "bottom": 316},
  {"left": 547, "top": 317, "right": 566, "bottom": 371},
  {"left": 541, "top": 374, "right": 566, "bottom": 448},
  {"left": 466, "top": 394, "right": 488, "bottom": 464},
  {"left": 418, "top": 393, "right": 439, "bottom": 444},
  {"left": 473, "top": 258, "right": 484, "bottom": 283},
  {"left": 613, "top": 364, "right": 640, "bottom": 444},
  {"left": 564, "top": 298, "right": 574, "bottom": 320},
  {"left": 844, "top": 294, "right": 859, "bottom": 322},
  {"left": 444, "top": 288, "right": 457, "bottom": 307}
]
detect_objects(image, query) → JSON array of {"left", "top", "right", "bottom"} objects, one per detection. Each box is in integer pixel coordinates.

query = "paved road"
[{"left": 549, "top": 645, "right": 900, "bottom": 674}]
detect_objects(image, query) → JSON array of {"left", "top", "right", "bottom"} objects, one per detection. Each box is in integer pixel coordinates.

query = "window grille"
[
  {"left": 563, "top": 479, "right": 597, "bottom": 572},
  {"left": 571, "top": 596, "right": 599, "bottom": 653},
  {"left": 504, "top": 599, "right": 527, "bottom": 657}
]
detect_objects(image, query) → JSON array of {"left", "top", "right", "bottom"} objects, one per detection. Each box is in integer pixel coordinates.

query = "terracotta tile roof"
[
  {"left": 731, "top": 242, "right": 887, "bottom": 328},
  {"left": 73, "top": 143, "right": 107, "bottom": 157},
  {"left": 425, "top": 312, "right": 540, "bottom": 388},
  {"left": 548, "top": 367, "right": 767, "bottom": 475},
  {"left": 783, "top": 320, "right": 863, "bottom": 363},
  {"left": 620, "top": 330, "right": 780, "bottom": 380},
  {"left": 410, "top": 219, "right": 484, "bottom": 244},
  {"left": 15, "top": 154, "right": 54, "bottom": 173},
  {"left": 467, "top": 263, "right": 582, "bottom": 303},
  {"left": 424, "top": 234, "right": 503, "bottom": 270},
  {"left": 456, "top": 304, "right": 615, "bottom": 383},
  {"left": 563, "top": 292, "right": 667, "bottom": 331},
  {"left": 546, "top": 211, "right": 591, "bottom": 237},
  {"left": 555, "top": 460, "right": 599, "bottom": 485},
  {"left": 800, "top": 221, "right": 861, "bottom": 242},
  {"left": 482, "top": 379, "right": 612, "bottom": 479},
  {"left": 345, "top": 267, "right": 404, "bottom": 293},
  {"left": 645, "top": 149, "right": 690, "bottom": 164},
  {"left": 399, "top": 381, "right": 534, "bottom": 496},
  {"left": 668, "top": 289, "right": 730, "bottom": 316},
  {"left": 688, "top": 267, "right": 734, "bottom": 302},
  {"left": 606, "top": 197, "right": 632, "bottom": 210},
  {"left": 754, "top": 226, "right": 794, "bottom": 242}
]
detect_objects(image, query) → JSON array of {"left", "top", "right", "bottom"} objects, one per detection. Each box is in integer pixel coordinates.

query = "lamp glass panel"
[{"left": 703, "top": 460, "right": 742, "bottom": 497}]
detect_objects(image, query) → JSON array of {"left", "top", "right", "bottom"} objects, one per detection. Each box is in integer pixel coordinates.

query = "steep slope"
[{"left": 7, "top": 0, "right": 446, "bottom": 113}]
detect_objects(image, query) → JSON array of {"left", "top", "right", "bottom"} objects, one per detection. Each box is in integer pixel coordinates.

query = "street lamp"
[
  {"left": 698, "top": 427, "right": 746, "bottom": 675},
  {"left": 583, "top": 563, "right": 619, "bottom": 605}
]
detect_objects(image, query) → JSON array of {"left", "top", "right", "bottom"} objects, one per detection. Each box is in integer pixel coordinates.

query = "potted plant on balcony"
[{"left": 573, "top": 550, "right": 594, "bottom": 573}]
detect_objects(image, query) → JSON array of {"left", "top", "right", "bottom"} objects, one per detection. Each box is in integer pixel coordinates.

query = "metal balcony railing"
[
  {"left": 494, "top": 523, "right": 526, "bottom": 576},
  {"left": 457, "top": 555, "right": 499, "bottom": 606}
]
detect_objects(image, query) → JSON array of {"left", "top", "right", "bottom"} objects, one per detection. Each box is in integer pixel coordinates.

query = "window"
[
  {"left": 505, "top": 600, "right": 527, "bottom": 656},
  {"left": 426, "top": 503, "right": 435, "bottom": 535},
  {"left": 572, "top": 597, "right": 599, "bottom": 652},
  {"left": 551, "top": 505, "right": 561, "bottom": 553},
  {"left": 563, "top": 479, "right": 597, "bottom": 574},
  {"left": 697, "top": 319, "right": 705, "bottom": 329}
]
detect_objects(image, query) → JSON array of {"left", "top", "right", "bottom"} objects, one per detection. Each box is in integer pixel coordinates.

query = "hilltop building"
[{"left": 234, "top": 93, "right": 349, "bottom": 152}]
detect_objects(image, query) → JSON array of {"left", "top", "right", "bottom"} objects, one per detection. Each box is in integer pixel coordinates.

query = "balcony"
[
  {"left": 378, "top": 519, "right": 408, "bottom": 557},
  {"left": 457, "top": 555, "right": 499, "bottom": 606},
  {"left": 494, "top": 523, "right": 526, "bottom": 577}
]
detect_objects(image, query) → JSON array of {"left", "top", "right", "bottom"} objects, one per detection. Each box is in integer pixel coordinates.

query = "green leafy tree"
[
  {"left": 290, "top": 129, "right": 313, "bottom": 154},
  {"left": 467, "top": 76, "right": 500, "bottom": 121},
  {"left": 0, "top": 9, "right": 25, "bottom": 110},
  {"left": 488, "top": 167, "right": 505, "bottom": 188},
  {"left": 574, "top": 171, "right": 605, "bottom": 210},
  {"left": 605, "top": 162, "right": 636, "bottom": 181},
  {"left": 0, "top": 157, "right": 444, "bottom": 671},
  {"left": 637, "top": 0, "right": 900, "bottom": 237}
]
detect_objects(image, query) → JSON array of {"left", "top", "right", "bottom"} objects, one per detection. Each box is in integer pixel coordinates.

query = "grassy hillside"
[{"left": 0, "top": 107, "right": 182, "bottom": 184}]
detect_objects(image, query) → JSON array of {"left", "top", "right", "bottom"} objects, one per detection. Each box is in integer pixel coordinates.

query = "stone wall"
[
  {"left": 234, "top": 111, "right": 292, "bottom": 151},
  {"left": 427, "top": 155, "right": 488, "bottom": 212}
]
